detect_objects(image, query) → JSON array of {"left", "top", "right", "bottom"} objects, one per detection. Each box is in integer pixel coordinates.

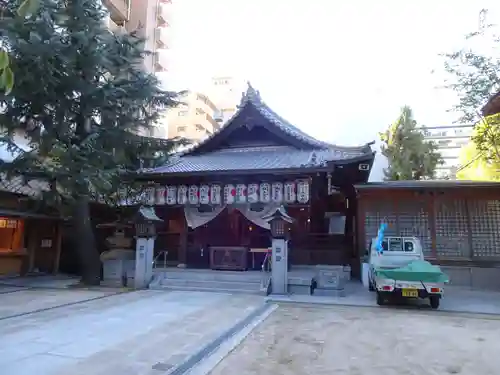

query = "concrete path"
[
  {"left": 0, "top": 290, "right": 265, "bottom": 375},
  {"left": 268, "top": 283, "right": 500, "bottom": 315}
]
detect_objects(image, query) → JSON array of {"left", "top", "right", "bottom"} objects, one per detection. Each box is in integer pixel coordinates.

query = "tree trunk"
[{"left": 73, "top": 195, "right": 101, "bottom": 285}]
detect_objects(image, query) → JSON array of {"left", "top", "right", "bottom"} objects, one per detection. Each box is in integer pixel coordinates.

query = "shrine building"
[{"left": 133, "top": 83, "right": 375, "bottom": 273}]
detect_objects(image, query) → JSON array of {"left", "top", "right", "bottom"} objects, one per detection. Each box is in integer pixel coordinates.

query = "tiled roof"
[
  {"left": 179, "top": 82, "right": 373, "bottom": 156},
  {"left": 0, "top": 174, "right": 48, "bottom": 197},
  {"left": 144, "top": 83, "right": 375, "bottom": 176},
  {"left": 149, "top": 145, "right": 371, "bottom": 174}
]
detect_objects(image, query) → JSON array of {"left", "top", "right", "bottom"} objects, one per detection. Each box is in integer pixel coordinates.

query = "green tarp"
[{"left": 374, "top": 260, "right": 449, "bottom": 284}]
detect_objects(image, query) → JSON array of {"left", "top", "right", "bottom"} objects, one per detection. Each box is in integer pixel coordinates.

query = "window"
[
  {"left": 176, "top": 125, "right": 186, "bottom": 132},
  {"left": 195, "top": 108, "right": 205, "bottom": 116},
  {"left": 178, "top": 110, "right": 188, "bottom": 117},
  {"left": 380, "top": 237, "right": 416, "bottom": 252}
]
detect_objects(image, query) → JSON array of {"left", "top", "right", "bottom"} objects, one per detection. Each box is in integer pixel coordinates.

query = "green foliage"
[
  {"left": 0, "top": 0, "right": 181, "bottom": 205},
  {"left": 380, "top": 106, "right": 443, "bottom": 181},
  {"left": 441, "top": 9, "right": 500, "bottom": 168},
  {"left": 457, "top": 138, "right": 500, "bottom": 181}
]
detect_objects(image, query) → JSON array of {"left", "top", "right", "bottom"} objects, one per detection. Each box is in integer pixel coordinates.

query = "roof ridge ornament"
[{"left": 238, "top": 81, "right": 262, "bottom": 108}]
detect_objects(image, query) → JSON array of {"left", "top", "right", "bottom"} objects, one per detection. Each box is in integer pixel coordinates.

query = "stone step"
[
  {"left": 150, "top": 284, "right": 265, "bottom": 295},
  {"left": 155, "top": 270, "right": 263, "bottom": 283},
  {"left": 160, "top": 278, "right": 262, "bottom": 292}
]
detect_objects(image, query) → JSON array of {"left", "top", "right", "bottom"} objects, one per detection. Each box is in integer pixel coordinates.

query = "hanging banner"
[
  {"left": 188, "top": 185, "right": 199, "bottom": 205},
  {"left": 247, "top": 183, "right": 259, "bottom": 203},
  {"left": 210, "top": 184, "right": 222, "bottom": 204},
  {"left": 284, "top": 182, "right": 296, "bottom": 203},
  {"left": 224, "top": 184, "right": 236, "bottom": 204},
  {"left": 271, "top": 182, "right": 283, "bottom": 203},
  {"left": 155, "top": 186, "right": 166, "bottom": 205},
  {"left": 259, "top": 182, "right": 271, "bottom": 203},
  {"left": 199, "top": 185, "right": 210, "bottom": 204},
  {"left": 177, "top": 185, "right": 188, "bottom": 205},
  {"left": 166, "top": 185, "right": 177, "bottom": 205}
]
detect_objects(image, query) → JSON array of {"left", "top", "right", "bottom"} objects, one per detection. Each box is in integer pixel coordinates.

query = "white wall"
[{"left": 368, "top": 141, "right": 388, "bottom": 182}]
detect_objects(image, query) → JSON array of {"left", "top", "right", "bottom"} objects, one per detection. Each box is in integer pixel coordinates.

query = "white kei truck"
[{"left": 367, "top": 236, "right": 449, "bottom": 309}]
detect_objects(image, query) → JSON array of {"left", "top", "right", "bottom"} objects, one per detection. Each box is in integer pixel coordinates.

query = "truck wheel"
[
  {"left": 376, "top": 292, "right": 385, "bottom": 306},
  {"left": 429, "top": 296, "right": 440, "bottom": 309},
  {"left": 368, "top": 280, "right": 375, "bottom": 292}
]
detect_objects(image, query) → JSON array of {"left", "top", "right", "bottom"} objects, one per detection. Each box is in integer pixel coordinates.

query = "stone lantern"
[
  {"left": 263, "top": 206, "right": 294, "bottom": 295},
  {"left": 131, "top": 206, "right": 163, "bottom": 289}
]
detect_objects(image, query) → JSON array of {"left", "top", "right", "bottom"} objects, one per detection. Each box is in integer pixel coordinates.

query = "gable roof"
[
  {"left": 143, "top": 83, "right": 375, "bottom": 177},
  {"left": 183, "top": 82, "right": 374, "bottom": 155}
]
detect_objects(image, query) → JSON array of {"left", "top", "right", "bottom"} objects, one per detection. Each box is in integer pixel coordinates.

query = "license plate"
[{"left": 402, "top": 288, "right": 418, "bottom": 297}]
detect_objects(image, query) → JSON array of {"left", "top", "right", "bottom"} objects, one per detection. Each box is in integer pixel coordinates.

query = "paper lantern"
[
  {"left": 224, "top": 184, "right": 236, "bottom": 204},
  {"left": 284, "top": 182, "right": 296, "bottom": 203},
  {"left": 271, "top": 182, "right": 283, "bottom": 203},
  {"left": 259, "top": 182, "right": 271, "bottom": 203},
  {"left": 247, "top": 183, "right": 259, "bottom": 203},
  {"left": 188, "top": 185, "right": 199, "bottom": 205},
  {"left": 177, "top": 185, "right": 188, "bottom": 205},
  {"left": 166, "top": 185, "right": 177, "bottom": 205},
  {"left": 199, "top": 185, "right": 210, "bottom": 204},
  {"left": 210, "top": 184, "right": 222, "bottom": 204},
  {"left": 235, "top": 184, "right": 247, "bottom": 203},
  {"left": 155, "top": 186, "right": 166, "bottom": 205},
  {"left": 297, "top": 180, "right": 310, "bottom": 203}
]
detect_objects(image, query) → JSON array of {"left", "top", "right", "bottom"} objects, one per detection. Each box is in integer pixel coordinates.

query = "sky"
[{"left": 161, "top": 0, "right": 499, "bottom": 151}]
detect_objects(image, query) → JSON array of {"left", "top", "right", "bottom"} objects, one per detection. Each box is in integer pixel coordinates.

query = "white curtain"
[
  {"left": 236, "top": 203, "right": 281, "bottom": 230},
  {"left": 184, "top": 205, "right": 226, "bottom": 229}
]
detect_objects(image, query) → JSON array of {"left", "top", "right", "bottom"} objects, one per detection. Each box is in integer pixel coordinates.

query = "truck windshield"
[{"left": 381, "top": 238, "right": 416, "bottom": 252}]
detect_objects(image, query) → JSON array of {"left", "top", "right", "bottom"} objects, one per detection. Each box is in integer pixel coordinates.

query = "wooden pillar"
[
  {"left": 428, "top": 192, "right": 437, "bottom": 258},
  {"left": 179, "top": 209, "right": 188, "bottom": 265},
  {"left": 27, "top": 220, "right": 38, "bottom": 272},
  {"left": 52, "top": 221, "right": 63, "bottom": 274}
]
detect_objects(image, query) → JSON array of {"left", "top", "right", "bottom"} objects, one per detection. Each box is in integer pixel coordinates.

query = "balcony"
[
  {"left": 103, "top": 0, "right": 130, "bottom": 23},
  {"left": 157, "top": 3, "right": 170, "bottom": 26},
  {"left": 155, "top": 50, "right": 168, "bottom": 72},
  {"left": 155, "top": 26, "right": 170, "bottom": 49}
]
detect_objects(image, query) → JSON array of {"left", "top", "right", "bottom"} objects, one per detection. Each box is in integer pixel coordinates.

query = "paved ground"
[
  {"left": 0, "top": 290, "right": 264, "bottom": 375},
  {"left": 269, "top": 283, "right": 500, "bottom": 315},
  {"left": 209, "top": 304, "right": 500, "bottom": 375}
]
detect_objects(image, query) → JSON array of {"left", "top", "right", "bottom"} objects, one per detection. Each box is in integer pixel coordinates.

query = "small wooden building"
[
  {"left": 0, "top": 176, "right": 63, "bottom": 277},
  {"left": 136, "top": 83, "right": 375, "bottom": 271},
  {"left": 356, "top": 180, "right": 500, "bottom": 287}
]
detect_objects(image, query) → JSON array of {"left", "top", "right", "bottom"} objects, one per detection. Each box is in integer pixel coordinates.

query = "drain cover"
[{"left": 152, "top": 362, "right": 174, "bottom": 371}]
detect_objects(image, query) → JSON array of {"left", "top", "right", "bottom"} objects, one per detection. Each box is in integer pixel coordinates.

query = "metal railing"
[
  {"left": 260, "top": 251, "right": 272, "bottom": 290},
  {"left": 153, "top": 250, "right": 168, "bottom": 269}
]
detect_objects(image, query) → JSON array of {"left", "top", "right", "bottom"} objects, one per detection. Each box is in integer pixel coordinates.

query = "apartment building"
[
  {"left": 164, "top": 91, "right": 221, "bottom": 142},
  {"left": 207, "top": 76, "right": 247, "bottom": 125},
  {"left": 103, "top": 0, "right": 170, "bottom": 74},
  {"left": 421, "top": 124, "right": 474, "bottom": 179}
]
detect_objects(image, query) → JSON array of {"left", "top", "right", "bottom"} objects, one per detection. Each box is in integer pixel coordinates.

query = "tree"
[
  {"left": 441, "top": 9, "right": 500, "bottom": 167},
  {"left": 0, "top": 0, "right": 181, "bottom": 284},
  {"left": 380, "top": 106, "right": 443, "bottom": 180},
  {"left": 456, "top": 135, "right": 500, "bottom": 181}
]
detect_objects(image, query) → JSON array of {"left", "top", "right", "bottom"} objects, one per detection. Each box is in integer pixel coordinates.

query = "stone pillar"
[
  {"left": 271, "top": 238, "right": 288, "bottom": 295},
  {"left": 134, "top": 236, "right": 155, "bottom": 289}
]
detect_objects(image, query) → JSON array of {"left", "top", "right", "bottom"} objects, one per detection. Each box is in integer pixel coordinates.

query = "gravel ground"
[{"left": 209, "top": 305, "right": 500, "bottom": 375}]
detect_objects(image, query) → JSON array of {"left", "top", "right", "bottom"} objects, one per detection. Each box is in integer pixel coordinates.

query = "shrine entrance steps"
[{"left": 149, "top": 268, "right": 268, "bottom": 295}]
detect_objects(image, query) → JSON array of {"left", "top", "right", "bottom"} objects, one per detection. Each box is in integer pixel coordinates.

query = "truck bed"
[{"left": 374, "top": 260, "right": 449, "bottom": 284}]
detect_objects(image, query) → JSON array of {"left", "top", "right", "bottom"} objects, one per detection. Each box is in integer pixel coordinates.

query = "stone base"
[
  {"left": 287, "top": 276, "right": 313, "bottom": 295},
  {"left": 313, "top": 288, "right": 346, "bottom": 297}
]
